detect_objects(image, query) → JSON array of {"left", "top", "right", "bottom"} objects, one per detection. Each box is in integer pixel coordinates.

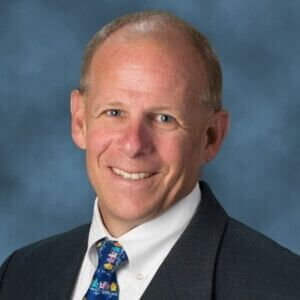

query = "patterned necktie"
[{"left": 83, "top": 239, "right": 128, "bottom": 300}]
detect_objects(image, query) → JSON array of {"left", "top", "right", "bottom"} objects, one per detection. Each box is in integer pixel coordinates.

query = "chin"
[{"left": 104, "top": 196, "right": 161, "bottom": 224}]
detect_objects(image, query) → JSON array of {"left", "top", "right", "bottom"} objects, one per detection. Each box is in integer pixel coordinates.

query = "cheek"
[
  {"left": 160, "top": 132, "right": 205, "bottom": 173},
  {"left": 156, "top": 133, "right": 190, "bottom": 171},
  {"left": 85, "top": 126, "right": 115, "bottom": 159}
]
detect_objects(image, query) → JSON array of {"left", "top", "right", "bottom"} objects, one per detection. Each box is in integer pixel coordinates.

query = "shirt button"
[{"left": 136, "top": 273, "right": 144, "bottom": 280}]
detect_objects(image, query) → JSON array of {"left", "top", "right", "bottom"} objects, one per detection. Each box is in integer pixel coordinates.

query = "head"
[{"left": 71, "top": 10, "right": 229, "bottom": 236}]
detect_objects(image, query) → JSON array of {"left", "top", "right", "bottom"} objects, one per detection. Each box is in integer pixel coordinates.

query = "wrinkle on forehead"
[
  {"left": 113, "top": 65, "right": 189, "bottom": 94},
  {"left": 89, "top": 65, "right": 194, "bottom": 116}
]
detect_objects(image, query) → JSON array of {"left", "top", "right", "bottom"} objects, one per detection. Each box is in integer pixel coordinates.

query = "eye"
[
  {"left": 154, "top": 113, "right": 178, "bottom": 130},
  {"left": 156, "top": 114, "right": 174, "bottom": 123},
  {"left": 105, "top": 109, "right": 122, "bottom": 117}
]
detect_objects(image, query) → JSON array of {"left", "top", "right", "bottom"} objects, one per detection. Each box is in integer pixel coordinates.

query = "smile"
[{"left": 112, "top": 167, "right": 153, "bottom": 180}]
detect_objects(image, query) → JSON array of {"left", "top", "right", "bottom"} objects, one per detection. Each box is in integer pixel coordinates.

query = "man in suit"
[{"left": 0, "top": 10, "right": 299, "bottom": 300}]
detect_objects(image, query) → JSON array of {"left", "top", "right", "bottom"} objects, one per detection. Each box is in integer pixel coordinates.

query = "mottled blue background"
[{"left": 1, "top": 0, "right": 300, "bottom": 264}]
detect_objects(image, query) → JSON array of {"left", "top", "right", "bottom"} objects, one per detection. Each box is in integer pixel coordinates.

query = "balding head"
[{"left": 79, "top": 10, "right": 222, "bottom": 111}]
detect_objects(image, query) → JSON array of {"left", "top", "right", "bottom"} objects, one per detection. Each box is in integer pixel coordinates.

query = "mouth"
[{"left": 111, "top": 167, "right": 155, "bottom": 181}]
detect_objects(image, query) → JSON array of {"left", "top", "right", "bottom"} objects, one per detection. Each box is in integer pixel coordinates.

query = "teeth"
[{"left": 112, "top": 167, "right": 152, "bottom": 180}]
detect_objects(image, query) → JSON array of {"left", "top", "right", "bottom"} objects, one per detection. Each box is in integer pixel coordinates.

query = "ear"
[
  {"left": 70, "top": 90, "right": 87, "bottom": 149},
  {"left": 203, "top": 110, "right": 230, "bottom": 162}
]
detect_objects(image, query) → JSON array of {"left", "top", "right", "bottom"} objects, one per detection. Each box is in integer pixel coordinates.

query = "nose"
[{"left": 117, "top": 119, "right": 154, "bottom": 158}]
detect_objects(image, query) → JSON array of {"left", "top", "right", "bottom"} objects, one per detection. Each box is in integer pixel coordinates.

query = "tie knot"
[{"left": 96, "top": 240, "right": 128, "bottom": 272}]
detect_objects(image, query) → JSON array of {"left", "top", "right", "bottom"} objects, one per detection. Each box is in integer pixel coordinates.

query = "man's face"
[{"left": 71, "top": 34, "right": 228, "bottom": 236}]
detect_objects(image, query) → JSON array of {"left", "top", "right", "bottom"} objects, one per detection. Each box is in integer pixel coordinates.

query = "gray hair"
[{"left": 79, "top": 10, "right": 222, "bottom": 111}]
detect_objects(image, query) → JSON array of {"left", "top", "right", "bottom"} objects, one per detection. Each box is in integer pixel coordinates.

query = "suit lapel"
[
  {"left": 36, "top": 225, "right": 89, "bottom": 299},
  {"left": 142, "top": 182, "right": 228, "bottom": 300}
]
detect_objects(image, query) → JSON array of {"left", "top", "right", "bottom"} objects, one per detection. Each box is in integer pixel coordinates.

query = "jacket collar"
[
  {"left": 39, "top": 224, "right": 90, "bottom": 299},
  {"left": 142, "top": 181, "right": 228, "bottom": 299}
]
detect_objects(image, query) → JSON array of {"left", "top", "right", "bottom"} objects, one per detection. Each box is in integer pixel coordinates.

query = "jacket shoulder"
[
  {"left": 12, "top": 223, "right": 90, "bottom": 258},
  {"left": 215, "top": 218, "right": 300, "bottom": 299},
  {"left": 0, "top": 224, "right": 90, "bottom": 298}
]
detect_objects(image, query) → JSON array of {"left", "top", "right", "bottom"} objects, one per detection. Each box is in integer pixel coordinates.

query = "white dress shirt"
[{"left": 71, "top": 184, "right": 201, "bottom": 300}]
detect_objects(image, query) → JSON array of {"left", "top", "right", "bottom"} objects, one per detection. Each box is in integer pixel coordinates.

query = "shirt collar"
[{"left": 88, "top": 183, "right": 201, "bottom": 264}]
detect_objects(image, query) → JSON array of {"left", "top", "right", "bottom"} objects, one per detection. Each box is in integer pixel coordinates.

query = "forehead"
[{"left": 87, "top": 31, "right": 207, "bottom": 100}]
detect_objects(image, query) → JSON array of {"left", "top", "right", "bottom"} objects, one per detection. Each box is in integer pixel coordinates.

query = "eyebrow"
[
  {"left": 150, "top": 106, "right": 183, "bottom": 114},
  {"left": 95, "top": 101, "right": 125, "bottom": 109},
  {"left": 103, "top": 101, "right": 125, "bottom": 107}
]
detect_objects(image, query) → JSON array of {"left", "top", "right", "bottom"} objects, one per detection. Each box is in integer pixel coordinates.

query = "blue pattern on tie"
[{"left": 84, "top": 239, "right": 128, "bottom": 300}]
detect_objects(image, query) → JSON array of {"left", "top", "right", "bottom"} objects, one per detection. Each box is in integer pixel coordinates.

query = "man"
[{"left": 0, "top": 10, "right": 299, "bottom": 300}]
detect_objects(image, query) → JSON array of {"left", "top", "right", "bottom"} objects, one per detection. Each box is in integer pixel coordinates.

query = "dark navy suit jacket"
[{"left": 1, "top": 182, "right": 300, "bottom": 299}]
